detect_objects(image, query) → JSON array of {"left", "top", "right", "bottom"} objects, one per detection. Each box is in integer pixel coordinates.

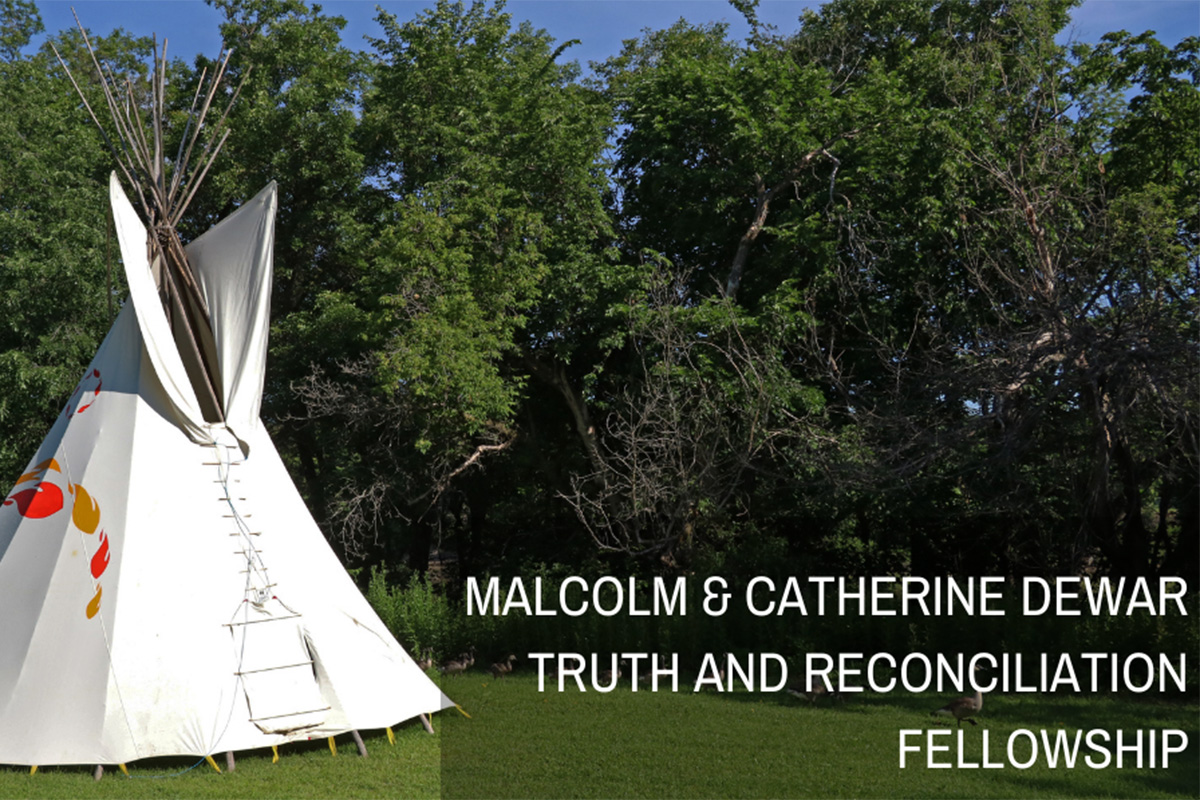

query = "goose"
[
  {"left": 788, "top": 668, "right": 843, "bottom": 703},
  {"left": 598, "top": 657, "right": 628, "bottom": 686},
  {"left": 692, "top": 653, "right": 729, "bottom": 690},
  {"left": 932, "top": 666, "right": 985, "bottom": 727},
  {"left": 787, "top": 684, "right": 827, "bottom": 703},
  {"left": 787, "top": 675, "right": 829, "bottom": 703},
  {"left": 416, "top": 648, "right": 434, "bottom": 671},
  {"left": 489, "top": 654, "right": 517, "bottom": 678},
  {"left": 439, "top": 652, "right": 472, "bottom": 676},
  {"left": 638, "top": 653, "right": 670, "bottom": 685}
]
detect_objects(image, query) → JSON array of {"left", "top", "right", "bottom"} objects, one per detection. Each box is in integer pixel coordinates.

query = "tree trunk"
[
  {"left": 725, "top": 146, "right": 831, "bottom": 301},
  {"left": 525, "top": 356, "right": 606, "bottom": 479}
]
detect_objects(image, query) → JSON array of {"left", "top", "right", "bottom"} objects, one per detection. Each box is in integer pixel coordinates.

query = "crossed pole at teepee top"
[{"left": 51, "top": 11, "right": 252, "bottom": 424}]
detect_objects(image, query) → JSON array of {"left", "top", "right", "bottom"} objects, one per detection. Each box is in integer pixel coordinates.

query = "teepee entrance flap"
[{"left": 232, "top": 600, "right": 330, "bottom": 735}]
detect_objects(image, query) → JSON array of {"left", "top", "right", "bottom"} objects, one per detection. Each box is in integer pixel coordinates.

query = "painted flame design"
[
  {"left": 63, "top": 369, "right": 102, "bottom": 418},
  {"left": 14, "top": 458, "right": 62, "bottom": 486},
  {"left": 90, "top": 531, "right": 110, "bottom": 579},
  {"left": 3, "top": 457, "right": 112, "bottom": 619},
  {"left": 4, "top": 484, "right": 64, "bottom": 519},
  {"left": 86, "top": 586, "right": 102, "bottom": 619},
  {"left": 3, "top": 459, "right": 64, "bottom": 519},
  {"left": 71, "top": 484, "right": 101, "bottom": 534}
]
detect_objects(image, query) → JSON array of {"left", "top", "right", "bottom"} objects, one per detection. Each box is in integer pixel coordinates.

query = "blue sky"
[{"left": 30, "top": 0, "right": 1200, "bottom": 70}]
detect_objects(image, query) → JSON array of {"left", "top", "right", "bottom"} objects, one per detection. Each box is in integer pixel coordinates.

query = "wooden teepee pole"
[{"left": 53, "top": 14, "right": 251, "bottom": 424}]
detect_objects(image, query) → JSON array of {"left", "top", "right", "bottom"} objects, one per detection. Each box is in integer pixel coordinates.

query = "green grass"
[
  {"left": 441, "top": 672, "right": 1200, "bottom": 799},
  {"left": 0, "top": 723, "right": 439, "bottom": 800},
  {"left": 1, "top": 674, "right": 1194, "bottom": 799}
]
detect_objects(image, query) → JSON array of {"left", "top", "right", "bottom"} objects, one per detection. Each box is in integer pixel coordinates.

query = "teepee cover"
[{"left": 0, "top": 175, "right": 452, "bottom": 766}]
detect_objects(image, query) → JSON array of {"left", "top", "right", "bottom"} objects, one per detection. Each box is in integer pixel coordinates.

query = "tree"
[
  {"left": 0, "top": 0, "right": 40, "bottom": 61},
  {"left": 8, "top": 0, "right": 1191, "bottom": 587},
  {"left": 286, "top": 0, "right": 618, "bottom": 574},
  {"left": 173, "top": 0, "right": 373, "bottom": 559},
  {"left": 0, "top": 11, "right": 148, "bottom": 481},
  {"left": 564, "top": 266, "right": 827, "bottom": 561},
  {"left": 780, "top": 0, "right": 1198, "bottom": 578},
  {"left": 585, "top": 0, "right": 1196, "bottom": 579}
]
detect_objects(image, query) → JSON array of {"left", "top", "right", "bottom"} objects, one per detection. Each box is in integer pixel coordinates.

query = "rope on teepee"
[
  {"left": 212, "top": 439, "right": 260, "bottom": 753},
  {"left": 56, "top": 444, "right": 144, "bottom": 766},
  {"left": 48, "top": 15, "right": 254, "bottom": 775}
]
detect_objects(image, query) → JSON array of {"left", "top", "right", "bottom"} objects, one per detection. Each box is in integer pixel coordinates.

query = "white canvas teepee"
[{"left": 0, "top": 174, "right": 453, "bottom": 767}]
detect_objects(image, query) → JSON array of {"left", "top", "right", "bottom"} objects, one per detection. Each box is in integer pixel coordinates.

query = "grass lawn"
[
  {"left": 1, "top": 673, "right": 1194, "bottom": 799},
  {"left": 0, "top": 723, "right": 439, "bottom": 800},
  {"left": 441, "top": 672, "right": 1200, "bottom": 799}
]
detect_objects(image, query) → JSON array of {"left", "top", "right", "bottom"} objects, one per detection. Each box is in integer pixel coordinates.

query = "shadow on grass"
[
  {"left": 719, "top": 688, "right": 1200, "bottom": 799},
  {"left": 724, "top": 687, "right": 1200, "bottom": 731},
  {"left": 0, "top": 729, "right": 429, "bottom": 791},
  {"left": 442, "top": 675, "right": 1200, "bottom": 799},
  {"left": 987, "top": 744, "right": 1200, "bottom": 800}
]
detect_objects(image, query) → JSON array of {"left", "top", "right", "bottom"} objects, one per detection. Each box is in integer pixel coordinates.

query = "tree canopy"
[{"left": 1, "top": 0, "right": 1195, "bottom": 587}]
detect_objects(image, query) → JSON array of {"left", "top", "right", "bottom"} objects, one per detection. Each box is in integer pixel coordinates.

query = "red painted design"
[
  {"left": 63, "top": 369, "right": 102, "bottom": 418},
  {"left": 3, "top": 483, "right": 65, "bottom": 519},
  {"left": 90, "top": 531, "right": 110, "bottom": 579},
  {"left": 3, "top": 458, "right": 114, "bottom": 620}
]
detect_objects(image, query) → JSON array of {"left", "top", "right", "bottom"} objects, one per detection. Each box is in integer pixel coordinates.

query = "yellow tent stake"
[
  {"left": 29, "top": 766, "right": 37, "bottom": 775},
  {"left": 386, "top": 727, "right": 396, "bottom": 745},
  {"left": 455, "top": 704, "right": 472, "bottom": 719},
  {"left": 205, "top": 755, "right": 221, "bottom": 773},
  {"left": 118, "top": 764, "right": 129, "bottom": 776},
  {"left": 271, "top": 746, "right": 279, "bottom": 764},
  {"left": 328, "top": 737, "right": 337, "bottom": 757}
]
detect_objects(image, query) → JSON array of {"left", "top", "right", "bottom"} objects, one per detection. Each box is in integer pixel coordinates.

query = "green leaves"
[
  {"left": 0, "top": 23, "right": 118, "bottom": 480},
  {"left": 0, "top": 0, "right": 41, "bottom": 62},
  {"left": 4, "top": 0, "right": 1192, "bottom": 580}
]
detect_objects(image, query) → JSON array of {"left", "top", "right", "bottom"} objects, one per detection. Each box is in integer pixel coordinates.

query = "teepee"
[{"left": 0, "top": 32, "right": 451, "bottom": 769}]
